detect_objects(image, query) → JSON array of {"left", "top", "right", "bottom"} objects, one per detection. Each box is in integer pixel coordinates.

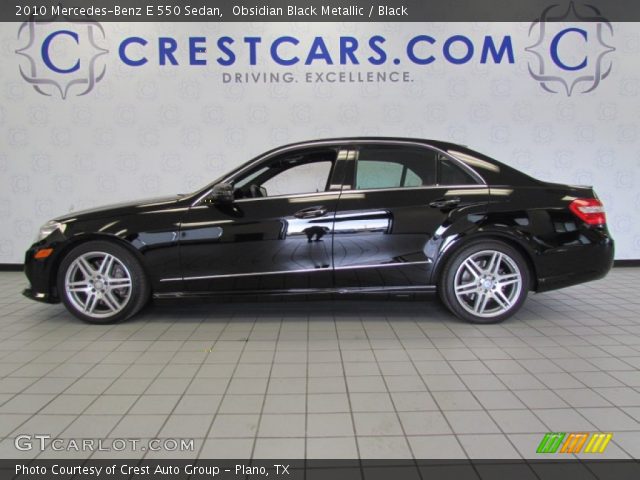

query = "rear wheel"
[
  {"left": 439, "top": 240, "right": 530, "bottom": 324},
  {"left": 57, "top": 241, "right": 149, "bottom": 324}
]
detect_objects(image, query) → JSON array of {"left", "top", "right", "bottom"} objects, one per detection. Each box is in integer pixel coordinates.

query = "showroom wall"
[{"left": 1, "top": 21, "right": 639, "bottom": 262}]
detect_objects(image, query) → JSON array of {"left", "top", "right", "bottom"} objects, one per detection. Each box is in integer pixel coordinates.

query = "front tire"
[
  {"left": 57, "top": 241, "right": 149, "bottom": 324},
  {"left": 439, "top": 240, "right": 530, "bottom": 324}
]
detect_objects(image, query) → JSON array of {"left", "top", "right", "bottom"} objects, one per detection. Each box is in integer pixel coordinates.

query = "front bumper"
[
  {"left": 22, "top": 287, "right": 57, "bottom": 304},
  {"left": 23, "top": 240, "right": 63, "bottom": 304}
]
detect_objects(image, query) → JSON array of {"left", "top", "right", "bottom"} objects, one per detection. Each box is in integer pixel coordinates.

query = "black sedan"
[{"left": 23, "top": 138, "right": 614, "bottom": 324}]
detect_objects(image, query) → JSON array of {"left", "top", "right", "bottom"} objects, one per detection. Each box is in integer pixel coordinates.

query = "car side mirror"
[{"left": 207, "top": 182, "right": 234, "bottom": 204}]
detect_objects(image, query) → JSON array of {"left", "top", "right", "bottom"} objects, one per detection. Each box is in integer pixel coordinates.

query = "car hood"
[{"left": 54, "top": 195, "right": 186, "bottom": 222}]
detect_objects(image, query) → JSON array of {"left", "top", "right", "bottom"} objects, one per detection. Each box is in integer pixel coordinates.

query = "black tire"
[
  {"left": 57, "top": 240, "right": 150, "bottom": 324},
  {"left": 439, "top": 240, "right": 530, "bottom": 324}
]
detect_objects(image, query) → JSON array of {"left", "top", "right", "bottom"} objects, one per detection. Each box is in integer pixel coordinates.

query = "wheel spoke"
[
  {"left": 68, "top": 281, "right": 91, "bottom": 293},
  {"left": 492, "top": 289, "right": 512, "bottom": 311},
  {"left": 487, "top": 252, "right": 502, "bottom": 275},
  {"left": 83, "top": 293, "right": 98, "bottom": 313},
  {"left": 473, "top": 292, "right": 490, "bottom": 314},
  {"left": 496, "top": 273, "right": 520, "bottom": 288},
  {"left": 108, "top": 278, "right": 132, "bottom": 289},
  {"left": 98, "top": 254, "right": 115, "bottom": 276},
  {"left": 463, "top": 258, "right": 483, "bottom": 279},
  {"left": 102, "top": 292, "right": 120, "bottom": 312},
  {"left": 455, "top": 282, "right": 478, "bottom": 295},
  {"left": 76, "top": 257, "right": 95, "bottom": 278}
]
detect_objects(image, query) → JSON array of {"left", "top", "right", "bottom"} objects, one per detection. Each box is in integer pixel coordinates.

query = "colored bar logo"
[
  {"left": 584, "top": 433, "right": 613, "bottom": 454},
  {"left": 537, "top": 432, "right": 612, "bottom": 454},
  {"left": 537, "top": 433, "right": 565, "bottom": 453}
]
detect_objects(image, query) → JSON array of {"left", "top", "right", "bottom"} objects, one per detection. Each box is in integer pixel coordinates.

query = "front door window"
[{"left": 233, "top": 149, "right": 337, "bottom": 199}]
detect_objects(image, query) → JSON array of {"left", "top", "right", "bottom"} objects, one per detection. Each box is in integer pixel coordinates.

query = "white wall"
[{"left": 1, "top": 22, "right": 639, "bottom": 262}]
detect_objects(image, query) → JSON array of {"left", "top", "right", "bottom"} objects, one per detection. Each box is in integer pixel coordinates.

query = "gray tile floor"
[{"left": 0, "top": 269, "right": 639, "bottom": 459}]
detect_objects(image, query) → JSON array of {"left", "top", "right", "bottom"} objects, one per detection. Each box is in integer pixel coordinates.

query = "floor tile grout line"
[
  {"left": 138, "top": 313, "right": 211, "bottom": 459},
  {"left": 335, "top": 311, "right": 362, "bottom": 461},
  {"left": 196, "top": 311, "right": 259, "bottom": 459},
  {"left": 249, "top": 312, "right": 284, "bottom": 459},
  {"left": 364, "top": 311, "right": 431, "bottom": 473}
]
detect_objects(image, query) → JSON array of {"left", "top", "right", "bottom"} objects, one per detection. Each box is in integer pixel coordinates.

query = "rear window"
[{"left": 439, "top": 158, "right": 479, "bottom": 185}]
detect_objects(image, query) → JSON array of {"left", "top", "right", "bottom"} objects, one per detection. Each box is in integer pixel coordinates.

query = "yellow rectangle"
[
  {"left": 585, "top": 433, "right": 612, "bottom": 453},
  {"left": 597, "top": 434, "right": 612, "bottom": 453}
]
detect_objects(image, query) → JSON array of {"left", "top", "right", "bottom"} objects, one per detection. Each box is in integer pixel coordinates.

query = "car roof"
[{"left": 263, "top": 137, "right": 463, "bottom": 152}]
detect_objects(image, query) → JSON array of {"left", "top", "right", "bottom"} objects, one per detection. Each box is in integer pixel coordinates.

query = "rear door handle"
[
  {"left": 294, "top": 206, "right": 328, "bottom": 219},
  {"left": 429, "top": 197, "right": 461, "bottom": 209}
]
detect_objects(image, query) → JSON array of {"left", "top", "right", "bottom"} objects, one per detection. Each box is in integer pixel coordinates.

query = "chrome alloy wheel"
[
  {"left": 453, "top": 250, "right": 523, "bottom": 319},
  {"left": 64, "top": 251, "right": 133, "bottom": 319}
]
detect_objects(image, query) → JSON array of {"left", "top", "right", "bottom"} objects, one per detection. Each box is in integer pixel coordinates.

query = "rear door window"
[{"left": 355, "top": 145, "right": 437, "bottom": 190}]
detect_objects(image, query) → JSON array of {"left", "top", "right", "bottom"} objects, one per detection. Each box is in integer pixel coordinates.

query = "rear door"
[{"left": 333, "top": 142, "right": 489, "bottom": 289}]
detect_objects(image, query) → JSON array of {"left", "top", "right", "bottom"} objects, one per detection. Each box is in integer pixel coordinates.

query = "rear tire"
[
  {"left": 57, "top": 241, "right": 149, "bottom": 324},
  {"left": 439, "top": 240, "right": 530, "bottom": 324}
]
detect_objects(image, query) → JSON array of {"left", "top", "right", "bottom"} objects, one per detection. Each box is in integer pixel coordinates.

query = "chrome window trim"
[
  {"left": 338, "top": 185, "right": 490, "bottom": 195},
  {"left": 189, "top": 190, "right": 341, "bottom": 209},
  {"left": 191, "top": 184, "right": 488, "bottom": 208},
  {"left": 160, "top": 260, "right": 429, "bottom": 283},
  {"left": 191, "top": 140, "right": 487, "bottom": 207},
  {"left": 235, "top": 190, "right": 341, "bottom": 204}
]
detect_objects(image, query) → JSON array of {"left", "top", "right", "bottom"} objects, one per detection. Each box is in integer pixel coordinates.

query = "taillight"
[{"left": 569, "top": 198, "right": 606, "bottom": 225}]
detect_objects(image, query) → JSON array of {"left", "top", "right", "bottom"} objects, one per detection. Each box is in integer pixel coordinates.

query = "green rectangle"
[{"left": 537, "top": 433, "right": 566, "bottom": 453}]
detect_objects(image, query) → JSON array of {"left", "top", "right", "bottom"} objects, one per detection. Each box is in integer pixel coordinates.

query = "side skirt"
[{"left": 153, "top": 285, "right": 437, "bottom": 299}]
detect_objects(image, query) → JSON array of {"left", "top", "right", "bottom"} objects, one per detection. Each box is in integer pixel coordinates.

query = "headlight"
[{"left": 35, "top": 220, "right": 66, "bottom": 242}]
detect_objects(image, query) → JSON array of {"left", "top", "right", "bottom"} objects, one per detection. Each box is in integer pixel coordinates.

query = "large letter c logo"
[
  {"left": 550, "top": 27, "right": 588, "bottom": 71},
  {"left": 41, "top": 30, "right": 80, "bottom": 74}
]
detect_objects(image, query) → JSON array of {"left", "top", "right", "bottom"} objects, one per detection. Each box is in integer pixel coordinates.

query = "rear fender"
[{"left": 430, "top": 226, "right": 539, "bottom": 290}]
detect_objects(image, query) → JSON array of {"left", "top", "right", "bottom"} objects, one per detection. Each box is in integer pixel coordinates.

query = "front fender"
[{"left": 24, "top": 211, "right": 182, "bottom": 300}]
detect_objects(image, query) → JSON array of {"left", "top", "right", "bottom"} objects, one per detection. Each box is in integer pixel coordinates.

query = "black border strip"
[
  {"left": 3, "top": 459, "right": 640, "bottom": 480},
  {"left": 4, "top": 0, "right": 640, "bottom": 22}
]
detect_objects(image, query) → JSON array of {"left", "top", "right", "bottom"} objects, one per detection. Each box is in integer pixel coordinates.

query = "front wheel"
[
  {"left": 57, "top": 241, "right": 149, "bottom": 324},
  {"left": 439, "top": 241, "right": 530, "bottom": 324}
]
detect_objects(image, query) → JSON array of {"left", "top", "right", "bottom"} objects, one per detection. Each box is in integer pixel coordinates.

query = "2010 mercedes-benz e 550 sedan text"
[{"left": 23, "top": 138, "right": 614, "bottom": 324}]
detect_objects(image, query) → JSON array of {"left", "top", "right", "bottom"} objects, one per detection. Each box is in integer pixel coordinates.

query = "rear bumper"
[{"left": 535, "top": 236, "right": 614, "bottom": 293}]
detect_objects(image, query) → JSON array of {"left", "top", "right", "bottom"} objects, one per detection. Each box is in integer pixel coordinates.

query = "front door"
[
  {"left": 333, "top": 143, "right": 489, "bottom": 289},
  {"left": 176, "top": 146, "right": 347, "bottom": 293}
]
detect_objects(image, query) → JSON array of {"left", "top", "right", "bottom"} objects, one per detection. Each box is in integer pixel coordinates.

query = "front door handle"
[
  {"left": 294, "top": 206, "right": 328, "bottom": 219},
  {"left": 429, "top": 197, "right": 461, "bottom": 209}
]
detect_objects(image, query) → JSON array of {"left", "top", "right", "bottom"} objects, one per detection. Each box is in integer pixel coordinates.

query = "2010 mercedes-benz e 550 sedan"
[{"left": 23, "top": 138, "right": 614, "bottom": 324}]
